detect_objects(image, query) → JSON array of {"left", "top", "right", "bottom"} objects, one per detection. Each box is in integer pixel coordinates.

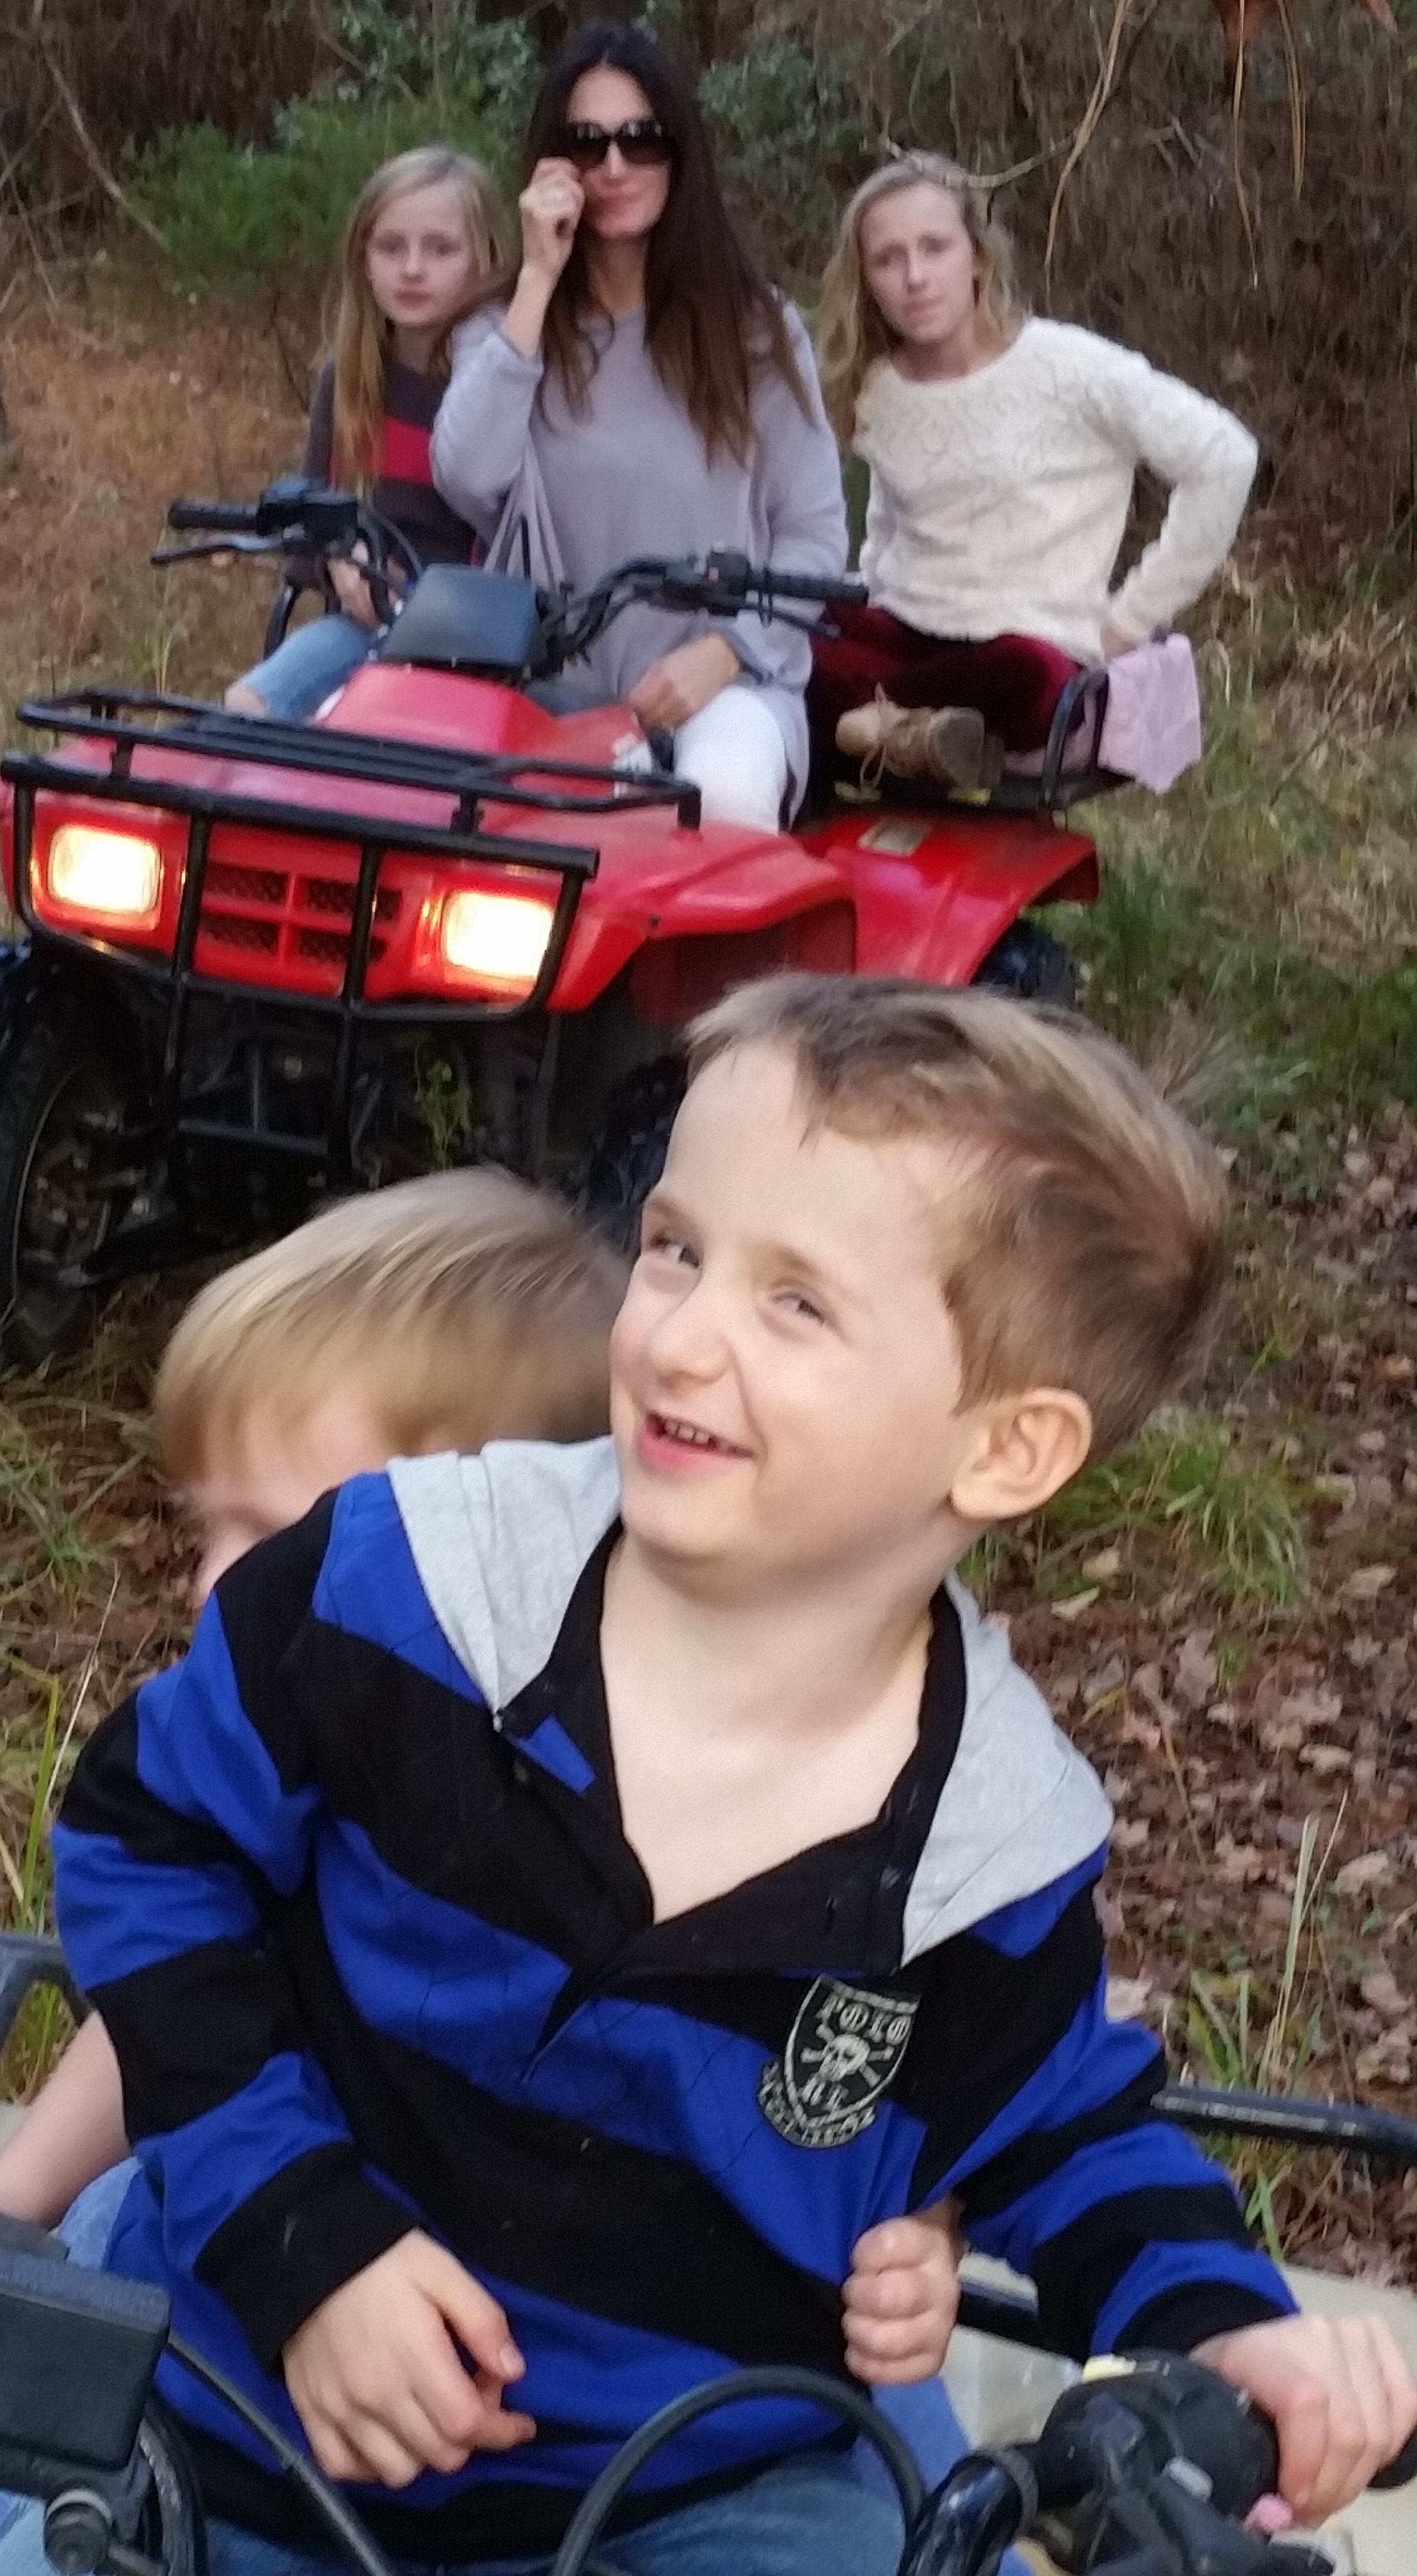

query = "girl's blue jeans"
[{"left": 233, "top": 611, "right": 375, "bottom": 719}]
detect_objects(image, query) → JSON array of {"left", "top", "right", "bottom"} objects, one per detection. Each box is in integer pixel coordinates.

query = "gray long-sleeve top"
[{"left": 431, "top": 302, "right": 847, "bottom": 794}]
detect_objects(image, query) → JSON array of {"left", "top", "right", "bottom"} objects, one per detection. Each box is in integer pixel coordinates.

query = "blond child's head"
[
  {"left": 156, "top": 1171, "right": 626, "bottom": 1598},
  {"left": 329, "top": 145, "right": 504, "bottom": 489},
  {"left": 817, "top": 154, "right": 1022, "bottom": 444},
  {"left": 610, "top": 974, "right": 1225, "bottom": 1594}
]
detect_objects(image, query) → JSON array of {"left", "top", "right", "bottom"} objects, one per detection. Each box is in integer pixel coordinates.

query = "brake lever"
[{"left": 150, "top": 535, "right": 284, "bottom": 566}]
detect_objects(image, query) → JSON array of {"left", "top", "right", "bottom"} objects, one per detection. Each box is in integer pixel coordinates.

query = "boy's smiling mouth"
[{"left": 638, "top": 1409, "right": 750, "bottom": 1465}]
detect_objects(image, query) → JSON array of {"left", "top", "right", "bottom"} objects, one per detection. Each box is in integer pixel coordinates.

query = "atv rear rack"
[{"left": 2, "top": 690, "right": 692, "bottom": 1191}]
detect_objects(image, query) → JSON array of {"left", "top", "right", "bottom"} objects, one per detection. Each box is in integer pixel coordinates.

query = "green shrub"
[
  {"left": 699, "top": 37, "right": 872, "bottom": 276},
  {"left": 128, "top": 7, "right": 536, "bottom": 300}
]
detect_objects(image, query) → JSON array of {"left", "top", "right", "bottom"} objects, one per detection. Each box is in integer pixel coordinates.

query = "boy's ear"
[{"left": 948, "top": 1388, "right": 1094, "bottom": 1526}]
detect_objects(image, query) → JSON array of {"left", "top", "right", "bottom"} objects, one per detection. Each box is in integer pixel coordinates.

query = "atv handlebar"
[
  {"left": 166, "top": 497, "right": 264, "bottom": 535},
  {"left": 159, "top": 481, "right": 421, "bottom": 626},
  {"left": 156, "top": 481, "right": 866, "bottom": 677}
]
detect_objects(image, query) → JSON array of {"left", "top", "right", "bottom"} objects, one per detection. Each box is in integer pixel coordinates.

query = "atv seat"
[
  {"left": 819, "top": 663, "right": 1127, "bottom": 820},
  {"left": 375, "top": 564, "right": 547, "bottom": 680}
]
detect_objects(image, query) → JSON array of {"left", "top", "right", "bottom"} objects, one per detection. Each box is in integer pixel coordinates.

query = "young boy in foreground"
[{"left": 51, "top": 978, "right": 1417, "bottom": 2576}]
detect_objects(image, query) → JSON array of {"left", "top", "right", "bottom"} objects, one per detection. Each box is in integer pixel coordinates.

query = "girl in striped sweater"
[{"left": 228, "top": 146, "right": 503, "bottom": 720}]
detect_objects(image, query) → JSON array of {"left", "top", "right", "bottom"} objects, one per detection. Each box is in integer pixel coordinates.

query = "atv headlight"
[
  {"left": 441, "top": 888, "right": 555, "bottom": 997},
  {"left": 47, "top": 825, "right": 162, "bottom": 927}
]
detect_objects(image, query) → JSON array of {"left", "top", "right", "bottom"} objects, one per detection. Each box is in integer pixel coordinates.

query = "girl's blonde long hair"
[
  {"left": 329, "top": 146, "right": 504, "bottom": 491},
  {"left": 817, "top": 154, "right": 1024, "bottom": 445}
]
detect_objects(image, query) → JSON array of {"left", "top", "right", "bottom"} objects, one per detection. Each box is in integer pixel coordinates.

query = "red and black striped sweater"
[{"left": 302, "top": 350, "right": 479, "bottom": 569}]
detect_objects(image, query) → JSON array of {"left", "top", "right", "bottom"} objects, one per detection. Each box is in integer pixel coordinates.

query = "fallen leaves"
[
  {"left": 1342, "top": 1564, "right": 1396, "bottom": 1603},
  {"left": 1334, "top": 1850, "right": 1393, "bottom": 1899},
  {"left": 1174, "top": 1629, "right": 1220, "bottom": 1709}
]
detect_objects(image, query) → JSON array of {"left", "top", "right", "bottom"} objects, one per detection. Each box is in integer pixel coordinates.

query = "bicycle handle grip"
[{"left": 166, "top": 498, "right": 262, "bottom": 535}]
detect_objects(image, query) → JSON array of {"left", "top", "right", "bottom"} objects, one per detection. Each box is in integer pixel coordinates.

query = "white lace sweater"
[{"left": 855, "top": 318, "right": 1258, "bottom": 664}]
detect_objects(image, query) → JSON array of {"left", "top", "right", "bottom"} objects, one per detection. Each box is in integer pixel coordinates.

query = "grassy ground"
[{"left": 3, "top": 272, "right": 1417, "bottom": 2279}]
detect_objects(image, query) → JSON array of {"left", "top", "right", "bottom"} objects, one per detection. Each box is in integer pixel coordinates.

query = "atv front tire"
[
  {"left": 0, "top": 1010, "right": 132, "bottom": 1368},
  {"left": 974, "top": 919, "right": 1079, "bottom": 1007}
]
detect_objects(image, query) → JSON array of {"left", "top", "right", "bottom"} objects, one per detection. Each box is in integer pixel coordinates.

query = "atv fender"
[
  {"left": 800, "top": 805, "right": 1099, "bottom": 988},
  {"left": 548, "top": 819, "right": 849, "bottom": 1012}
]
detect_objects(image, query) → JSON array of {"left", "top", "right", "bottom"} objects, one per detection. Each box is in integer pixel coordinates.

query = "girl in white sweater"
[{"left": 812, "top": 155, "right": 1258, "bottom": 788}]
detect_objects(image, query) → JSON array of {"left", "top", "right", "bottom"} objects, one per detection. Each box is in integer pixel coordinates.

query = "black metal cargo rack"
[{"left": 1, "top": 690, "right": 696, "bottom": 1191}]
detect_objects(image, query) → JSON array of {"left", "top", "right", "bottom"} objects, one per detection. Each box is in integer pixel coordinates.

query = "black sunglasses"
[{"left": 558, "top": 119, "right": 673, "bottom": 170}]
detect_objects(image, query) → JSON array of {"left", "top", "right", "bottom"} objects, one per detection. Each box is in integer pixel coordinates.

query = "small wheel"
[
  {"left": 973, "top": 919, "right": 1079, "bottom": 1006},
  {"left": 0, "top": 1010, "right": 134, "bottom": 1368},
  {"left": 573, "top": 1057, "right": 686, "bottom": 1255}
]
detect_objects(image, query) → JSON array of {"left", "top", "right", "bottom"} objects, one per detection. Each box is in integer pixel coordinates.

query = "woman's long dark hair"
[{"left": 520, "top": 20, "right": 811, "bottom": 461}]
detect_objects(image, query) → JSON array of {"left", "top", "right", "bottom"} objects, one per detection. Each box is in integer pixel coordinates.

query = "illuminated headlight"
[
  {"left": 441, "top": 889, "right": 554, "bottom": 995},
  {"left": 47, "top": 825, "right": 162, "bottom": 925}
]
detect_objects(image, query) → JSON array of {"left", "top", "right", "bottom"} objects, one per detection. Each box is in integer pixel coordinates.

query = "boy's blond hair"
[
  {"left": 156, "top": 1172, "right": 626, "bottom": 1481},
  {"left": 688, "top": 976, "right": 1226, "bottom": 1460}
]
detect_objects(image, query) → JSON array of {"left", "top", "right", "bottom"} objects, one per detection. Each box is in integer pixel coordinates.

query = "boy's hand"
[
  {"left": 1194, "top": 2312, "right": 1417, "bottom": 2525},
  {"left": 283, "top": 2231, "right": 535, "bottom": 2486},
  {"left": 843, "top": 2208, "right": 961, "bottom": 2384}
]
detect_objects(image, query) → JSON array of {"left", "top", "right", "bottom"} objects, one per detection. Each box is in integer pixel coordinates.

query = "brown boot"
[
  {"left": 835, "top": 689, "right": 901, "bottom": 761},
  {"left": 836, "top": 694, "right": 1000, "bottom": 792}
]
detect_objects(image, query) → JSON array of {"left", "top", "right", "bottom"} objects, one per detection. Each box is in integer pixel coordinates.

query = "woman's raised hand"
[
  {"left": 503, "top": 159, "right": 584, "bottom": 358},
  {"left": 518, "top": 159, "right": 584, "bottom": 289}
]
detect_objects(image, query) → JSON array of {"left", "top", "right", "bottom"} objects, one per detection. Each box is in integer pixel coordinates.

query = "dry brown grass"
[{"left": 0, "top": 269, "right": 313, "bottom": 728}]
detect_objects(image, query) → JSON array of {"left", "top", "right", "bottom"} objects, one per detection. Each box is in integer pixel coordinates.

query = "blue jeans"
[
  {"left": 0, "top": 2394, "right": 1026, "bottom": 2576},
  {"left": 234, "top": 612, "right": 375, "bottom": 719},
  {"left": 202, "top": 2448, "right": 903, "bottom": 2576}
]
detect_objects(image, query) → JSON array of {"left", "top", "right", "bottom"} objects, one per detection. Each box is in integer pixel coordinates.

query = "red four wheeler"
[{"left": 0, "top": 479, "right": 1111, "bottom": 1366}]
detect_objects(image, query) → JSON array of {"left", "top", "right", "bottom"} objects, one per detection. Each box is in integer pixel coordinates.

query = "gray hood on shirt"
[{"left": 387, "top": 1439, "right": 1112, "bottom": 1962}]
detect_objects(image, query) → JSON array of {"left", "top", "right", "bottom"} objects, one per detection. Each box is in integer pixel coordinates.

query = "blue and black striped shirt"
[{"left": 53, "top": 1442, "right": 1291, "bottom": 2560}]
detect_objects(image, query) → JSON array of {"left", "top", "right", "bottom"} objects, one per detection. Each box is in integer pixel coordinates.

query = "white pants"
[{"left": 674, "top": 686, "right": 789, "bottom": 832}]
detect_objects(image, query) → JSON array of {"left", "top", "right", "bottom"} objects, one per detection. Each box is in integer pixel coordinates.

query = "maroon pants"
[{"left": 810, "top": 605, "right": 1082, "bottom": 755}]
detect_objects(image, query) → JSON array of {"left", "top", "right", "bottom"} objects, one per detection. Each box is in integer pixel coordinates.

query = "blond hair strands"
[
  {"left": 687, "top": 976, "right": 1227, "bottom": 1462},
  {"left": 816, "top": 154, "right": 1024, "bottom": 447},
  {"left": 329, "top": 146, "right": 505, "bottom": 491},
  {"left": 155, "top": 1170, "right": 626, "bottom": 1484}
]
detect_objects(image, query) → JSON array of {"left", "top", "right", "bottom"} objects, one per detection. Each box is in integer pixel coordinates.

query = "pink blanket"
[
  {"left": 1097, "top": 634, "right": 1203, "bottom": 793},
  {"left": 1004, "top": 634, "right": 1203, "bottom": 793}
]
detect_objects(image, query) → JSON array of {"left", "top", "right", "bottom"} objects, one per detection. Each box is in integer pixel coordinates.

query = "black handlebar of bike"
[
  {"left": 166, "top": 497, "right": 266, "bottom": 535},
  {"left": 160, "top": 491, "right": 866, "bottom": 640}
]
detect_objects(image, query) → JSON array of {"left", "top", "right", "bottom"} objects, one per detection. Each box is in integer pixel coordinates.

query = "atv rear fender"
[
  {"left": 548, "top": 803, "right": 1098, "bottom": 1015},
  {"left": 804, "top": 805, "right": 1099, "bottom": 988}
]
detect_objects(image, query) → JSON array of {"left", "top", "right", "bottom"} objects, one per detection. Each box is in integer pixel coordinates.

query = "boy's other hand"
[
  {"left": 843, "top": 2209, "right": 961, "bottom": 2384},
  {"left": 1194, "top": 2312, "right": 1417, "bottom": 2525},
  {"left": 284, "top": 2231, "right": 535, "bottom": 2486}
]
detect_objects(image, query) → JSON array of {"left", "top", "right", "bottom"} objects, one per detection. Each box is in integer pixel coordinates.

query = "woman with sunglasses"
[{"left": 431, "top": 19, "right": 847, "bottom": 831}]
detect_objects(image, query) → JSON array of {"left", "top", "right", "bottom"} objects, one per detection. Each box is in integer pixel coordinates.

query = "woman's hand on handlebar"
[
  {"left": 1193, "top": 2309, "right": 1417, "bottom": 2526},
  {"left": 629, "top": 634, "right": 742, "bottom": 733},
  {"left": 283, "top": 2229, "right": 536, "bottom": 2487}
]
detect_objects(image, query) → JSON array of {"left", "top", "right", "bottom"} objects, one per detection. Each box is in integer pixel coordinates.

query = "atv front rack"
[
  {"left": 3, "top": 689, "right": 692, "bottom": 1194},
  {"left": 5, "top": 690, "right": 700, "bottom": 833}
]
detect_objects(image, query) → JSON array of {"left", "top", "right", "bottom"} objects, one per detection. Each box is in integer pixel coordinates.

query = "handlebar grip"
[
  {"left": 1372, "top": 2427, "right": 1417, "bottom": 2489},
  {"left": 761, "top": 569, "right": 869, "bottom": 608},
  {"left": 166, "top": 498, "right": 262, "bottom": 535}
]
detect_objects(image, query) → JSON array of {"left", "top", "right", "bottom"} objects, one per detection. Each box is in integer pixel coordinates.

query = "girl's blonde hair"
[
  {"left": 817, "top": 154, "right": 1024, "bottom": 445},
  {"left": 155, "top": 1170, "right": 626, "bottom": 1482},
  {"left": 329, "top": 146, "right": 504, "bottom": 491}
]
